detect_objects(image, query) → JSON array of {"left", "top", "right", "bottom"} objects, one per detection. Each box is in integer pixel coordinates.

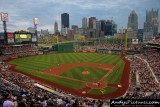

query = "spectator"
[{"left": 3, "top": 91, "right": 14, "bottom": 107}]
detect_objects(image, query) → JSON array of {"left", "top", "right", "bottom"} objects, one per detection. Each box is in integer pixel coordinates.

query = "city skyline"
[{"left": 0, "top": 0, "right": 160, "bottom": 34}]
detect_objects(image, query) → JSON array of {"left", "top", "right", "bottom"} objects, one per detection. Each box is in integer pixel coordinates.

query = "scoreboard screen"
[{"left": 15, "top": 33, "right": 32, "bottom": 43}]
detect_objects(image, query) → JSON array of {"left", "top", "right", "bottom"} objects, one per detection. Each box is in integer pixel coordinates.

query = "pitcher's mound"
[{"left": 82, "top": 71, "right": 90, "bottom": 75}]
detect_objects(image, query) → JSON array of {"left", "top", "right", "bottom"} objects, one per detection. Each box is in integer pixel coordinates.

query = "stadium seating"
[{"left": 0, "top": 42, "right": 160, "bottom": 107}]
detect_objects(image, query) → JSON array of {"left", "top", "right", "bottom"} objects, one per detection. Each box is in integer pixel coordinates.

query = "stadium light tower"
[
  {"left": 1, "top": 12, "right": 8, "bottom": 45},
  {"left": 34, "top": 17, "right": 38, "bottom": 45},
  {"left": 125, "top": 32, "right": 128, "bottom": 50},
  {"left": 125, "top": 27, "right": 132, "bottom": 50},
  {"left": 34, "top": 17, "right": 38, "bottom": 36}
]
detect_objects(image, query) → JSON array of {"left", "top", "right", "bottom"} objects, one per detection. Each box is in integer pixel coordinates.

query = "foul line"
[{"left": 135, "top": 55, "right": 159, "bottom": 84}]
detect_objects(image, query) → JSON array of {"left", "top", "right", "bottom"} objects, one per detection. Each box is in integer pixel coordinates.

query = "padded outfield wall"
[{"left": 54, "top": 43, "right": 74, "bottom": 53}]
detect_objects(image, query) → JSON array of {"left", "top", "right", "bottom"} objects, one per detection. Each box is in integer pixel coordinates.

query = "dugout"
[{"left": 54, "top": 43, "right": 73, "bottom": 53}]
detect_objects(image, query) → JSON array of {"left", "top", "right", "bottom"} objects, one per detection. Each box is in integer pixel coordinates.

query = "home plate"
[{"left": 118, "top": 85, "right": 122, "bottom": 87}]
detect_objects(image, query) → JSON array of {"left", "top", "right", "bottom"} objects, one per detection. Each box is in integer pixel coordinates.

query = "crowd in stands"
[
  {"left": 1, "top": 42, "right": 160, "bottom": 106},
  {"left": 136, "top": 50, "right": 160, "bottom": 82},
  {"left": 74, "top": 46, "right": 96, "bottom": 53},
  {"left": 147, "top": 37, "right": 160, "bottom": 44},
  {"left": 96, "top": 44, "right": 142, "bottom": 51},
  {"left": 0, "top": 62, "right": 110, "bottom": 107},
  {"left": 1, "top": 44, "right": 38, "bottom": 60},
  {"left": 96, "top": 44, "right": 124, "bottom": 50},
  {"left": 124, "top": 50, "right": 160, "bottom": 99},
  {"left": 74, "top": 44, "right": 142, "bottom": 53}
]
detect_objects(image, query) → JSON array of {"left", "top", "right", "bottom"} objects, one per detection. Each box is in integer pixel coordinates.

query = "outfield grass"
[
  {"left": 9, "top": 53, "right": 122, "bottom": 72},
  {"left": 9, "top": 53, "right": 125, "bottom": 93}
]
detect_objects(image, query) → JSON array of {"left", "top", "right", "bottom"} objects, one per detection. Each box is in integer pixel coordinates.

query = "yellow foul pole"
[
  {"left": 125, "top": 32, "right": 128, "bottom": 50},
  {"left": 57, "top": 35, "right": 59, "bottom": 44}
]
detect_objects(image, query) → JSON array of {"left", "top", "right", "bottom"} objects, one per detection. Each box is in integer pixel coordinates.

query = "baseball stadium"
[
  {"left": 2, "top": 37, "right": 130, "bottom": 99},
  {"left": 8, "top": 50, "right": 128, "bottom": 99},
  {"left": 0, "top": 4, "right": 160, "bottom": 106},
  {"left": 1, "top": 31, "right": 160, "bottom": 106}
]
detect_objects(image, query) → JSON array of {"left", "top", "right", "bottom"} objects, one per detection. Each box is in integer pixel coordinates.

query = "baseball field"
[{"left": 9, "top": 53, "right": 129, "bottom": 99}]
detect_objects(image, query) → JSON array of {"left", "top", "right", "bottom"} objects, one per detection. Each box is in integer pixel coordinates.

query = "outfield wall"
[{"left": 55, "top": 43, "right": 73, "bottom": 53}]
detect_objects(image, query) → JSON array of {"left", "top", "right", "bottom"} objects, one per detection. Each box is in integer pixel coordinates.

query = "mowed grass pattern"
[
  {"left": 105, "top": 60, "right": 125, "bottom": 84},
  {"left": 9, "top": 53, "right": 125, "bottom": 91},
  {"left": 9, "top": 53, "right": 122, "bottom": 72},
  {"left": 89, "top": 86, "right": 117, "bottom": 95},
  {"left": 62, "top": 66, "right": 109, "bottom": 81},
  {"left": 15, "top": 66, "right": 86, "bottom": 89}
]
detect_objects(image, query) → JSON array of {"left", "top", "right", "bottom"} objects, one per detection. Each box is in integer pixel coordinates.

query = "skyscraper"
[
  {"left": 100, "top": 20, "right": 106, "bottom": 33},
  {"left": 89, "top": 17, "right": 96, "bottom": 29},
  {"left": 61, "top": 13, "right": 69, "bottom": 28},
  {"left": 127, "top": 10, "right": 138, "bottom": 39},
  {"left": 94, "top": 21, "right": 101, "bottom": 31},
  {"left": 144, "top": 8, "right": 159, "bottom": 36},
  {"left": 54, "top": 21, "right": 58, "bottom": 34},
  {"left": 93, "top": 20, "right": 101, "bottom": 37},
  {"left": 82, "top": 17, "right": 87, "bottom": 29},
  {"left": 71, "top": 25, "right": 78, "bottom": 30},
  {"left": 105, "top": 20, "right": 117, "bottom": 36},
  {"left": 99, "top": 20, "right": 117, "bottom": 36}
]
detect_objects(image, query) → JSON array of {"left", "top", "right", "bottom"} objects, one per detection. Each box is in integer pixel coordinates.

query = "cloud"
[{"left": 0, "top": 0, "right": 160, "bottom": 33}]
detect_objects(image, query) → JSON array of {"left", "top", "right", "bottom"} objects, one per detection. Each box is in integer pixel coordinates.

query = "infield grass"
[
  {"left": 89, "top": 86, "right": 117, "bottom": 95},
  {"left": 62, "top": 66, "right": 109, "bottom": 81}
]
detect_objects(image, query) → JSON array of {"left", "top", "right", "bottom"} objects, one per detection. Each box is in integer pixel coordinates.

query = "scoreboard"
[
  {"left": 5, "top": 31, "right": 37, "bottom": 44},
  {"left": 14, "top": 33, "right": 32, "bottom": 43}
]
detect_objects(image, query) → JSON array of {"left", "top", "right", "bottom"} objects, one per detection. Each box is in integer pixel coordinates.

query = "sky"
[{"left": 0, "top": 0, "right": 160, "bottom": 34}]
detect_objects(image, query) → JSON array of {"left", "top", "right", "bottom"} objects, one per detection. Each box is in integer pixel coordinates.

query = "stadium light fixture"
[
  {"left": 1, "top": 12, "right": 8, "bottom": 22},
  {"left": 1, "top": 12, "right": 8, "bottom": 45},
  {"left": 34, "top": 17, "right": 38, "bottom": 45},
  {"left": 34, "top": 17, "right": 38, "bottom": 25}
]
